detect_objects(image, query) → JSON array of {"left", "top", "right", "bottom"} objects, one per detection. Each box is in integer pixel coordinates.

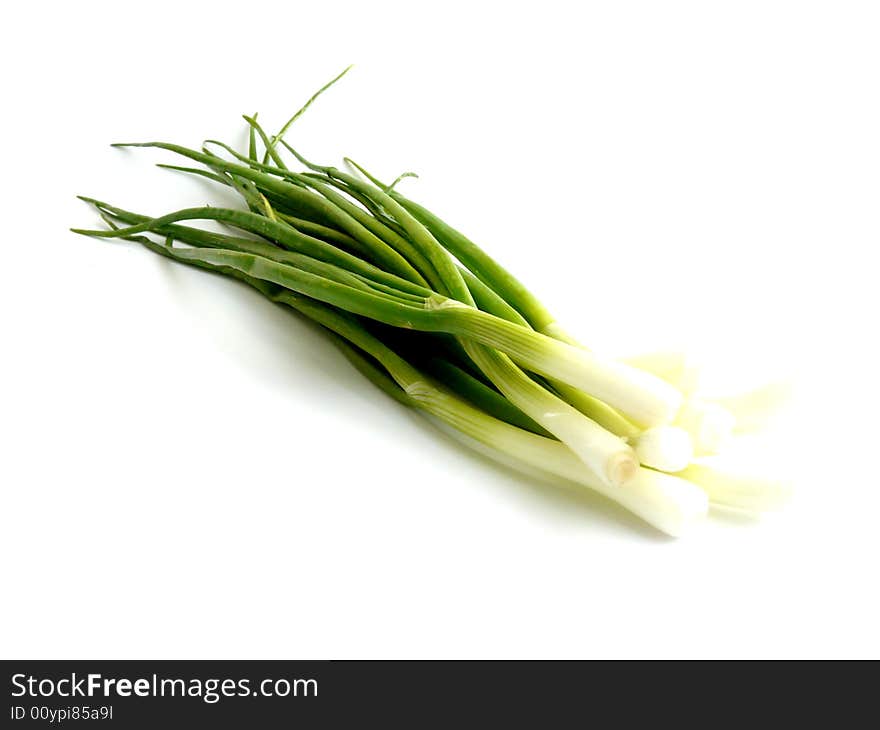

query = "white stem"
[
  {"left": 448, "top": 344, "right": 638, "bottom": 487},
  {"left": 449, "top": 305, "right": 684, "bottom": 427},
  {"left": 524, "top": 340, "right": 682, "bottom": 427},
  {"left": 533, "top": 346, "right": 684, "bottom": 428},
  {"left": 633, "top": 426, "right": 694, "bottom": 472},
  {"left": 548, "top": 380, "right": 641, "bottom": 439},
  {"left": 675, "top": 398, "right": 735, "bottom": 455},
  {"left": 678, "top": 460, "right": 792, "bottom": 513},
  {"left": 408, "top": 386, "right": 708, "bottom": 536}
]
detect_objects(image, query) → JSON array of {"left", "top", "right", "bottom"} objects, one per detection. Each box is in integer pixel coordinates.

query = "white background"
[{"left": 2, "top": 1, "right": 878, "bottom": 658}]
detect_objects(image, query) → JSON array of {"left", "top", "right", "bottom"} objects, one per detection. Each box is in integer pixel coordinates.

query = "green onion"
[{"left": 72, "top": 69, "right": 789, "bottom": 534}]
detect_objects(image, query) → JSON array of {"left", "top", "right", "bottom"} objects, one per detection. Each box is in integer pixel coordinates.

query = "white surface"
[{"left": 1, "top": 1, "right": 878, "bottom": 659}]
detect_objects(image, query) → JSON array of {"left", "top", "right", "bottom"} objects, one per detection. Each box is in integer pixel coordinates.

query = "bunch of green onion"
[{"left": 74, "top": 69, "right": 790, "bottom": 536}]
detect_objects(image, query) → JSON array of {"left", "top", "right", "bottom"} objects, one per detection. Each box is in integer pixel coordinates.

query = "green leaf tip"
[
  {"left": 70, "top": 227, "right": 111, "bottom": 235},
  {"left": 387, "top": 171, "right": 419, "bottom": 192},
  {"left": 343, "top": 158, "right": 419, "bottom": 192},
  {"left": 267, "top": 65, "right": 355, "bottom": 156}
]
